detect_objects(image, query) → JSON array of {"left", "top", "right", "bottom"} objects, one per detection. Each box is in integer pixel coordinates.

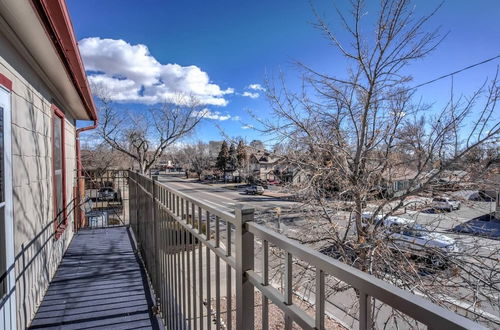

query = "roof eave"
[{"left": 31, "top": 0, "right": 97, "bottom": 121}]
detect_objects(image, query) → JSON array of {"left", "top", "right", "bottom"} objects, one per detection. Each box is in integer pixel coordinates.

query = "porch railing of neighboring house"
[{"left": 128, "top": 171, "right": 483, "bottom": 330}]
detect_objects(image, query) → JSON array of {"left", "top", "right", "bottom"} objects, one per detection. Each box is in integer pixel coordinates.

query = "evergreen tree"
[
  {"left": 216, "top": 140, "right": 229, "bottom": 171},
  {"left": 228, "top": 143, "right": 238, "bottom": 170},
  {"left": 236, "top": 140, "right": 247, "bottom": 168}
]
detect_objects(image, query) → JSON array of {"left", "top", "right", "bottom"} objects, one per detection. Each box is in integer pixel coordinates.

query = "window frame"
[
  {"left": 0, "top": 73, "right": 14, "bottom": 313},
  {"left": 52, "top": 105, "right": 67, "bottom": 239},
  {"left": 0, "top": 85, "right": 8, "bottom": 299}
]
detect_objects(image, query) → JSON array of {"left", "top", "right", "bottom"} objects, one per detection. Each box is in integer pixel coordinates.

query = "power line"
[{"left": 409, "top": 54, "right": 500, "bottom": 90}]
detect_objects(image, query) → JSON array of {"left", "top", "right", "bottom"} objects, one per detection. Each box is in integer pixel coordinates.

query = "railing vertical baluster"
[
  {"left": 179, "top": 198, "right": 184, "bottom": 326},
  {"left": 165, "top": 210, "right": 170, "bottom": 327},
  {"left": 169, "top": 190, "right": 172, "bottom": 210},
  {"left": 359, "top": 291, "right": 372, "bottom": 330},
  {"left": 186, "top": 200, "right": 192, "bottom": 329},
  {"left": 181, "top": 197, "right": 185, "bottom": 220},
  {"left": 182, "top": 199, "right": 187, "bottom": 328},
  {"left": 235, "top": 206, "right": 255, "bottom": 330},
  {"left": 198, "top": 206, "right": 204, "bottom": 330},
  {"left": 215, "top": 216, "right": 221, "bottom": 329},
  {"left": 176, "top": 200, "right": 182, "bottom": 329},
  {"left": 167, "top": 210, "right": 173, "bottom": 328},
  {"left": 262, "top": 240, "right": 269, "bottom": 330},
  {"left": 157, "top": 187, "right": 162, "bottom": 317},
  {"left": 226, "top": 220, "right": 232, "bottom": 330},
  {"left": 172, "top": 194, "right": 177, "bottom": 327},
  {"left": 162, "top": 207, "right": 167, "bottom": 325},
  {"left": 206, "top": 213, "right": 212, "bottom": 330},
  {"left": 152, "top": 178, "right": 159, "bottom": 310},
  {"left": 175, "top": 195, "right": 180, "bottom": 216},
  {"left": 166, "top": 210, "right": 171, "bottom": 328},
  {"left": 158, "top": 205, "right": 163, "bottom": 322},
  {"left": 192, "top": 202, "right": 198, "bottom": 330},
  {"left": 136, "top": 175, "right": 140, "bottom": 243},
  {"left": 284, "top": 252, "right": 293, "bottom": 330},
  {"left": 170, "top": 211, "right": 177, "bottom": 327},
  {"left": 172, "top": 212, "right": 177, "bottom": 329},
  {"left": 315, "top": 268, "right": 325, "bottom": 330}
]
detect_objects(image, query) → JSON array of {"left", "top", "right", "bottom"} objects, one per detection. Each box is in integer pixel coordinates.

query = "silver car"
[
  {"left": 362, "top": 212, "right": 459, "bottom": 267},
  {"left": 245, "top": 185, "right": 265, "bottom": 195},
  {"left": 432, "top": 197, "right": 461, "bottom": 212}
]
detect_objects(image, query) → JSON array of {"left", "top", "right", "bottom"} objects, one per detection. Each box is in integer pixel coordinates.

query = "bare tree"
[
  {"left": 258, "top": 0, "right": 499, "bottom": 327},
  {"left": 183, "top": 142, "right": 212, "bottom": 180},
  {"left": 96, "top": 91, "right": 205, "bottom": 174},
  {"left": 80, "top": 142, "right": 130, "bottom": 176}
]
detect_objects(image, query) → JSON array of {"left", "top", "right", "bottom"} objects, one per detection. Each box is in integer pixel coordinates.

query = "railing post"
[
  {"left": 235, "top": 205, "right": 255, "bottom": 330},
  {"left": 359, "top": 291, "right": 372, "bottom": 330}
]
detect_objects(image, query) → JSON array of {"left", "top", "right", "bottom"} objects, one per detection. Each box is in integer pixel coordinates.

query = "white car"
[
  {"left": 432, "top": 197, "right": 461, "bottom": 211},
  {"left": 245, "top": 185, "right": 265, "bottom": 195},
  {"left": 362, "top": 212, "right": 459, "bottom": 266}
]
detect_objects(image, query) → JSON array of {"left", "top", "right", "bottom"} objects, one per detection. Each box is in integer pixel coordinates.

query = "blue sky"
[{"left": 68, "top": 0, "right": 500, "bottom": 144}]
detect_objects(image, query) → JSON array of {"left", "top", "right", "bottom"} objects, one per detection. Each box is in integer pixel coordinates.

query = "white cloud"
[
  {"left": 79, "top": 37, "right": 233, "bottom": 106},
  {"left": 242, "top": 91, "right": 259, "bottom": 99},
  {"left": 248, "top": 83, "right": 265, "bottom": 91},
  {"left": 241, "top": 124, "right": 254, "bottom": 129},
  {"left": 192, "top": 108, "right": 232, "bottom": 121}
]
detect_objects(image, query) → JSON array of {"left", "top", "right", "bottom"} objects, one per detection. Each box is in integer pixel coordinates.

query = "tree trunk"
[{"left": 139, "top": 161, "right": 147, "bottom": 175}]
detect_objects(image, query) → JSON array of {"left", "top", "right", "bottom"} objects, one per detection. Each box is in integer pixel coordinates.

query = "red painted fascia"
[
  {"left": 30, "top": 0, "right": 97, "bottom": 122},
  {"left": 0, "top": 73, "right": 13, "bottom": 91}
]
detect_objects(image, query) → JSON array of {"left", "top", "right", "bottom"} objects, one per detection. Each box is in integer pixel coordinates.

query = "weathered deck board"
[{"left": 29, "top": 227, "right": 162, "bottom": 329}]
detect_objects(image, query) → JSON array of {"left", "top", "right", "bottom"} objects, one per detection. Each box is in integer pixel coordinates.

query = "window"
[{"left": 52, "top": 106, "right": 66, "bottom": 236}]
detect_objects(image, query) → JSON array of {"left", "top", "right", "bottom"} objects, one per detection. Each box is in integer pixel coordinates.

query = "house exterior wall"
[{"left": 0, "top": 30, "right": 77, "bottom": 329}]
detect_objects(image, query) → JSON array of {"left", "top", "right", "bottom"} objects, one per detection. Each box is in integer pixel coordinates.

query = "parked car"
[
  {"left": 388, "top": 221, "right": 459, "bottom": 267},
  {"left": 98, "top": 187, "right": 117, "bottom": 201},
  {"left": 432, "top": 197, "right": 461, "bottom": 211},
  {"left": 362, "top": 212, "right": 459, "bottom": 267},
  {"left": 245, "top": 185, "right": 265, "bottom": 195}
]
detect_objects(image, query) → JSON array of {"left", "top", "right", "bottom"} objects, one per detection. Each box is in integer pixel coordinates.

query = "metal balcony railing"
[
  {"left": 128, "top": 171, "right": 483, "bottom": 330},
  {"left": 80, "top": 169, "right": 130, "bottom": 229}
]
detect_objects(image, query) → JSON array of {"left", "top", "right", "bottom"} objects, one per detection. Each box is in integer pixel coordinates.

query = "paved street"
[{"left": 157, "top": 174, "right": 299, "bottom": 213}]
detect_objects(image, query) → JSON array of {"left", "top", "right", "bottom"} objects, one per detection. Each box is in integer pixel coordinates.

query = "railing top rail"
[{"left": 247, "top": 222, "right": 484, "bottom": 330}]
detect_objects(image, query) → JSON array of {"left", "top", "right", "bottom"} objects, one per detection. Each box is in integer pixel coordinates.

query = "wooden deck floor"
[{"left": 29, "top": 227, "right": 162, "bottom": 329}]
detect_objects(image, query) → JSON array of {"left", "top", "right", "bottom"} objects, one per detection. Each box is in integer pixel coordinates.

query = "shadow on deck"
[{"left": 29, "top": 227, "right": 162, "bottom": 329}]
